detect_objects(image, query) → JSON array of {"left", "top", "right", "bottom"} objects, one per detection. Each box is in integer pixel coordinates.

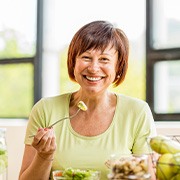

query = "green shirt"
[{"left": 25, "top": 93, "right": 156, "bottom": 179}]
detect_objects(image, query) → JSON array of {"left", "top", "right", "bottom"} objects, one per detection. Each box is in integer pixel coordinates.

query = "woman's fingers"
[
  {"left": 32, "top": 128, "right": 56, "bottom": 154},
  {"left": 32, "top": 128, "right": 48, "bottom": 146}
]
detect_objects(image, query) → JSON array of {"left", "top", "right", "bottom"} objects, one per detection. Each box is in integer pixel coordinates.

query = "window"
[
  {"left": 5, "top": 0, "right": 176, "bottom": 121},
  {"left": 0, "top": 0, "right": 43, "bottom": 118},
  {"left": 146, "top": 0, "right": 180, "bottom": 121}
]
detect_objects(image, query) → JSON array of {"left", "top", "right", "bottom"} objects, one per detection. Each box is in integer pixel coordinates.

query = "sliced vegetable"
[
  {"left": 53, "top": 168, "right": 100, "bottom": 180},
  {"left": 77, "top": 101, "right": 88, "bottom": 111}
]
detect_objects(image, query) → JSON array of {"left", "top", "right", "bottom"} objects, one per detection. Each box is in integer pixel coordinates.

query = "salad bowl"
[{"left": 53, "top": 168, "right": 101, "bottom": 180}]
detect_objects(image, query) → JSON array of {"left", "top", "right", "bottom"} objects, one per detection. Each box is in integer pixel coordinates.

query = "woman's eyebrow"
[
  {"left": 101, "top": 51, "right": 117, "bottom": 57},
  {"left": 82, "top": 51, "right": 91, "bottom": 54}
]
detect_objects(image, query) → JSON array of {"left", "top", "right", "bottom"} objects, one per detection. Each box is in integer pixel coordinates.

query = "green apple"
[
  {"left": 156, "top": 153, "right": 176, "bottom": 180},
  {"left": 150, "top": 135, "right": 180, "bottom": 154},
  {"left": 171, "top": 153, "right": 180, "bottom": 174}
]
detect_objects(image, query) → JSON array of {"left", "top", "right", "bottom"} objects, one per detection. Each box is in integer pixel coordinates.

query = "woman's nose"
[{"left": 87, "top": 61, "right": 100, "bottom": 73}]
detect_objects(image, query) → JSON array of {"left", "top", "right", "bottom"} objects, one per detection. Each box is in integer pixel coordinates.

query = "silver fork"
[
  {"left": 48, "top": 108, "right": 81, "bottom": 128},
  {"left": 28, "top": 108, "right": 81, "bottom": 138},
  {"left": 28, "top": 101, "right": 88, "bottom": 138}
]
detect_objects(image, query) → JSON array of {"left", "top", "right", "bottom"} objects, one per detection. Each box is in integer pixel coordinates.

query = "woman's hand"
[
  {"left": 19, "top": 129, "right": 56, "bottom": 180},
  {"left": 32, "top": 128, "right": 56, "bottom": 160}
]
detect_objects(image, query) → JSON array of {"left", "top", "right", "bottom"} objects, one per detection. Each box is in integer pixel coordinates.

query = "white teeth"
[{"left": 86, "top": 76, "right": 102, "bottom": 81}]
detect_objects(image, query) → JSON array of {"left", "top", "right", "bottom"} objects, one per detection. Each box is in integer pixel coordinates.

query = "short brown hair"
[{"left": 67, "top": 20, "right": 129, "bottom": 87}]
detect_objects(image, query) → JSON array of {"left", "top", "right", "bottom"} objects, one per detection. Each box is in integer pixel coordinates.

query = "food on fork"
[{"left": 77, "top": 101, "right": 88, "bottom": 111}]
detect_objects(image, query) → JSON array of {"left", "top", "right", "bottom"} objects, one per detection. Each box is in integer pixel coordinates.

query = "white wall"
[
  {"left": 0, "top": 121, "right": 180, "bottom": 180},
  {"left": 155, "top": 121, "right": 180, "bottom": 135}
]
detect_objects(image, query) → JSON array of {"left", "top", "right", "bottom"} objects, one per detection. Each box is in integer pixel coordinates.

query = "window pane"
[
  {"left": 0, "top": 63, "right": 33, "bottom": 117},
  {"left": 152, "top": 0, "right": 180, "bottom": 49},
  {"left": 0, "top": 0, "right": 37, "bottom": 59},
  {"left": 154, "top": 60, "right": 180, "bottom": 113}
]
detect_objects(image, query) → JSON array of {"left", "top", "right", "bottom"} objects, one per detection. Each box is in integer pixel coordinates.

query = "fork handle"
[
  {"left": 47, "top": 116, "right": 69, "bottom": 128},
  {"left": 28, "top": 109, "right": 81, "bottom": 138},
  {"left": 48, "top": 109, "right": 81, "bottom": 128},
  {"left": 28, "top": 117, "right": 69, "bottom": 138}
]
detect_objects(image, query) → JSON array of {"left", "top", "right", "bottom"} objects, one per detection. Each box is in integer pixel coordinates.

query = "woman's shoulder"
[
  {"left": 116, "top": 93, "right": 149, "bottom": 111},
  {"left": 42, "top": 93, "right": 71, "bottom": 102},
  {"left": 116, "top": 93, "right": 147, "bottom": 104},
  {"left": 34, "top": 93, "right": 72, "bottom": 108},
  {"left": 115, "top": 94, "right": 153, "bottom": 122}
]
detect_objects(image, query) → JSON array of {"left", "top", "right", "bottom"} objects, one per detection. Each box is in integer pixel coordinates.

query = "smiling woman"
[
  {"left": 67, "top": 21, "right": 128, "bottom": 95},
  {"left": 19, "top": 20, "right": 156, "bottom": 180},
  {"left": 73, "top": 45, "right": 119, "bottom": 94}
]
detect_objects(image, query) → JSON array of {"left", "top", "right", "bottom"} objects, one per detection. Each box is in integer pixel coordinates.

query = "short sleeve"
[
  {"left": 24, "top": 98, "right": 47, "bottom": 145},
  {"left": 132, "top": 103, "right": 157, "bottom": 154}
]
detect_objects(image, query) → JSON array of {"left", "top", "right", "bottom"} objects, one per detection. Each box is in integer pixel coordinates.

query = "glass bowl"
[
  {"left": 107, "top": 154, "right": 151, "bottom": 180},
  {"left": 53, "top": 168, "right": 101, "bottom": 180}
]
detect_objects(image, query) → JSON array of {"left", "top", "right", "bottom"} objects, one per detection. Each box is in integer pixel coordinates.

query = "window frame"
[
  {"left": 146, "top": 0, "right": 180, "bottom": 121},
  {"left": 0, "top": 0, "right": 43, "bottom": 118}
]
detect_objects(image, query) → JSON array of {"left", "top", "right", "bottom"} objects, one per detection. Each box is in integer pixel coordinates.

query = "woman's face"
[{"left": 74, "top": 44, "right": 118, "bottom": 95}]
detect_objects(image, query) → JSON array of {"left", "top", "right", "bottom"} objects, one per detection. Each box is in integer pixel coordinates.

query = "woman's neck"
[{"left": 70, "top": 90, "right": 116, "bottom": 112}]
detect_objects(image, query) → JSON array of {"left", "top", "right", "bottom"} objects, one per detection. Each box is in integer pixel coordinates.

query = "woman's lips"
[{"left": 85, "top": 75, "right": 103, "bottom": 81}]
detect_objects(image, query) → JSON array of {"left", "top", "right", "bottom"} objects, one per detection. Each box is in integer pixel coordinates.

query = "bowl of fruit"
[{"left": 149, "top": 135, "right": 180, "bottom": 180}]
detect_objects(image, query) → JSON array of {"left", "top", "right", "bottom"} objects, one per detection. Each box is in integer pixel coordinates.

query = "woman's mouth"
[{"left": 85, "top": 76, "right": 103, "bottom": 82}]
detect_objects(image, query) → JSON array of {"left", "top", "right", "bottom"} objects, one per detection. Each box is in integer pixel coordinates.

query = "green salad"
[
  {"left": 0, "top": 148, "right": 8, "bottom": 174},
  {"left": 53, "top": 168, "right": 100, "bottom": 180}
]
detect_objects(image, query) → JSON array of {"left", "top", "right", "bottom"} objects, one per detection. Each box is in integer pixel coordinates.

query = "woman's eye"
[
  {"left": 100, "top": 58, "right": 109, "bottom": 62},
  {"left": 82, "top": 56, "right": 91, "bottom": 61}
]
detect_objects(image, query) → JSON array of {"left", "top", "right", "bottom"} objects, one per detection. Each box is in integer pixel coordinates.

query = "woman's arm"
[{"left": 19, "top": 128, "right": 56, "bottom": 180}]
